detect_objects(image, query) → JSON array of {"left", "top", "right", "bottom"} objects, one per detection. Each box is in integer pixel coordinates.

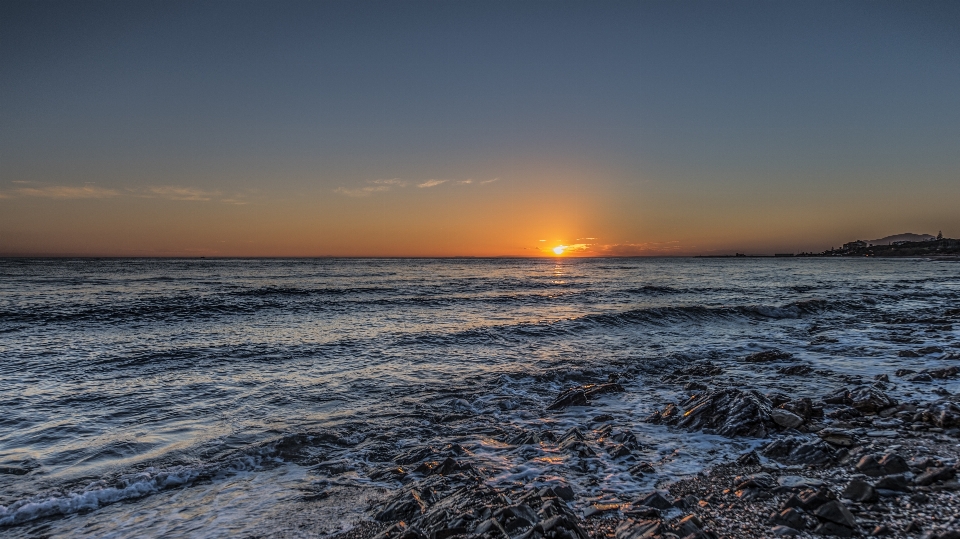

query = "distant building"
[{"left": 842, "top": 240, "right": 867, "bottom": 251}]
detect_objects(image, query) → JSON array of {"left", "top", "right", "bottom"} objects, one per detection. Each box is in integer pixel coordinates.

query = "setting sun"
[{"left": 553, "top": 245, "right": 565, "bottom": 255}]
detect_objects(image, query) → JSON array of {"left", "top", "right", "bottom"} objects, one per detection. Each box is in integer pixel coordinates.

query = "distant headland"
[{"left": 702, "top": 232, "right": 960, "bottom": 258}]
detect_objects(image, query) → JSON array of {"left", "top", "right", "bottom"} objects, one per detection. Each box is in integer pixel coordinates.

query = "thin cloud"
[
  {"left": 371, "top": 178, "right": 407, "bottom": 187},
  {"left": 15, "top": 185, "right": 120, "bottom": 199},
  {"left": 418, "top": 179, "right": 447, "bottom": 188},
  {"left": 480, "top": 178, "right": 500, "bottom": 184},
  {"left": 147, "top": 186, "right": 220, "bottom": 201},
  {"left": 335, "top": 185, "right": 392, "bottom": 197},
  {"left": 458, "top": 179, "right": 473, "bottom": 184}
]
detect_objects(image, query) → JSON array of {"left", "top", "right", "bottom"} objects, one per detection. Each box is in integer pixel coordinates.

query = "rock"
[
  {"left": 547, "top": 387, "right": 589, "bottom": 409},
  {"left": 906, "top": 520, "right": 924, "bottom": 533},
  {"left": 928, "top": 366, "right": 960, "bottom": 379},
  {"left": 770, "top": 507, "right": 806, "bottom": 530},
  {"left": 762, "top": 436, "right": 835, "bottom": 465},
  {"left": 855, "top": 455, "right": 887, "bottom": 477},
  {"left": 895, "top": 369, "right": 917, "bottom": 377},
  {"left": 584, "top": 503, "right": 621, "bottom": 518},
  {"left": 815, "top": 500, "right": 858, "bottom": 528},
  {"left": 798, "top": 487, "right": 837, "bottom": 510},
  {"left": 778, "top": 476, "right": 824, "bottom": 490},
  {"left": 677, "top": 514, "right": 702, "bottom": 536},
  {"left": 744, "top": 349, "right": 793, "bottom": 362},
  {"left": 813, "top": 521, "right": 854, "bottom": 537},
  {"left": 878, "top": 453, "right": 909, "bottom": 474},
  {"left": 871, "top": 524, "right": 893, "bottom": 535},
  {"left": 661, "top": 388, "right": 776, "bottom": 437},
  {"left": 634, "top": 490, "right": 674, "bottom": 510},
  {"left": 908, "top": 372, "right": 935, "bottom": 383},
  {"left": 874, "top": 474, "right": 909, "bottom": 491},
  {"left": 737, "top": 451, "right": 761, "bottom": 466},
  {"left": 553, "top": 484, "right": 575, "bottom": 501},
  {"left": 915, "top": 466, "right": 956, "bottom": 486},
  {"left": 899, "top": 350, "right": 921, "bottom": 358},
  {"left": 848, "top": 386, "right": 897, "bottom": 414},
  {"left": 826, "top": 407, "right": 862, "bottom": 420},
  {"left": 584, "top": 382, "right": 626, "bottom": 398},
  {"left": 777, "top": 365, "right": 813, "bottom": 376},
  {"left": 842, "top": 479, "right": 878, "bottom": 502},
  {"left": 779, "top": 397, "right": 823, "bottom": 420},
  {"left": 615, "top": 519, "right": 662, "bottom": 539},
  {"left": 771, "top": 525, "right": 801, "bottom": 536},
  {"left": 771, "top": 409, "right": 804, "bottom": 429},
  {"left": 818, "top": 428, "right": 856, "bottom": 447},
  {"left": 734, "top": 472, "right": 776, "bottom": 490},
  {"left": 874, "top": 374, "right": 890, "bottom": 382}
]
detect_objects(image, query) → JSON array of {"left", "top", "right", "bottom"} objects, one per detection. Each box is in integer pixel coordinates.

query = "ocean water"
[{"left": 1, "top": 258, "right": 958, "bottom": 537}]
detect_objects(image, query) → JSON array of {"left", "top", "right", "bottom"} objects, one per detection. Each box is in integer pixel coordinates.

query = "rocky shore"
[{"left": 335, "top": 366, "right": 960, "bottom": 539}]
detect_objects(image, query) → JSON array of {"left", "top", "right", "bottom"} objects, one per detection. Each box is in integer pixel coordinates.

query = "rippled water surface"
[{"left": 1, "top": 258, "right": 958, "bottom": 537}]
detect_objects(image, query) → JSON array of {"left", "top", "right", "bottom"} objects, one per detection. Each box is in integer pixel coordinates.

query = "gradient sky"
[{"left": 2, "top": 0, "right": 958, "bottom": 256}]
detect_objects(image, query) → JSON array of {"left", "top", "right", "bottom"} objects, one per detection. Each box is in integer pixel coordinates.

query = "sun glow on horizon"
[{"left": 553, "top": 245, "right": 566, "bottom": 255}]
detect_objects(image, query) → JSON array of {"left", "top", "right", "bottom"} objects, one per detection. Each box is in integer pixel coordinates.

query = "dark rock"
[
  {"left": 915, "top": 466, "right": 956, "bottom": 486},
  {"left": 734, "top": 472, "right": 776, "bottom": 490},
  {"left": 777, "top": 365, "right": 813, "bottom": 376},
  {"left": 683, "top": 381, "right": 709, "bottom": 391},
  {"left": 908, "top": 372, "right": 935, "bottom": 383},
  {"left": 662, "top": 388, "right": 776, "bottom": 437},
  {"left": 677, "top": 514, "right": 703, "bottom": 537},
  {"left": 762, "top": 436, "right": 835, "bottom": 465},
  {"left": 771, "top": 525, "right": 801, "bottom": 536},
  {"left": 815, "top": 501, "right": 857, "bottom": 528},
  {"left": 874, "top": 374, "right": 890, "bottom": 382},
  {"left": 878, "top": 453, "right": 909, "bottom": 474},
  {"left": 895, "top": 369, "right": 917, "bottom": 377},
  {"left": 592, "top": 414, "right": 614, "bottom": 422},
  {"left": 928, "top": 366, "right": 960, "bottom": 379},
  {"left": 553, "top": 484, "right": 575, "bottom": 501},
  {"left": 634, "top": 490, "right": 674, "bottom": 510},
  {"left": 0, "top": 466, "right": 29, "bottom": 476},
  {"left": 918, "top": 346, "right": 944, "bottom": 355},
  {"left": 744, "top": 349, "right": 793, "bottom": 362},
  {"left": 813, "top": 521, "right": 854, "bottom": 537},
  {"left": 871, "top": 524, "right": 893, "bottom": 536},
  {"left": 855, "top": 455, "right": 886, "bottom": 477},
  {"left": 874, "top": 474, "right": 909, "bottom": 492},
  {"left": 899, "top": 350, "right": 921, "bottom": 358},
  {"left": 842, "top": 479, "right": 878, "bottom": 503},
  {"left": 771, "top": 409, "right": 804, "bottom": 429},
  {"left": 818, "top": 428, "right": 856, "bottom": 447},
  {"left": 826, "top": 407, "right": 861, "bottom": 420},
  {"left": 770, "top": 508, "right": 806, "bottom": 530},
  {"left": 799, "top": 488, "right": 837, "bottom": 510},
  {"left": 848, "top": 386, "right": 897, "bottom": 414},
  {"left": 779, "top": 397, "right": 823, "bottom": 420},
  {"left": 615, "top": 519, "right": 662, "bottom": 539},
  {"left": 547, "top": 387, "right": 589, "bottom": 410},
  {"left": 906, "top": 520, "right": 924, "bottom": 533},
  {"left": 676, "top": 361, "right": 724, "bottom": 377},
  {"left": 737, "top": 451, "right": 761, "bottom": 466}
]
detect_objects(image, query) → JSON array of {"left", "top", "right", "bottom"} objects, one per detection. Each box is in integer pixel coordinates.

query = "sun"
[{"left": 553, "top": 245, "right": 565, "bottom": 255}]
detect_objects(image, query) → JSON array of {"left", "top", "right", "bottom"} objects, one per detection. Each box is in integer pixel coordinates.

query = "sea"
[{"left": 1, "top": 257, "right": 958, "bottom": 538}]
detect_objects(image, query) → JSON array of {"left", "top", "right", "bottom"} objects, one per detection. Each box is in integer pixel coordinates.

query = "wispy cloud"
[
  {"left": 480, "top": 178, "right": 500, "bottom": 184},
  {"left": 417, "top": 179, "right": 447, "bottom": 188},
  {"left": 146, "top": 186, "right": 220, "bottom": 201},
  {"left": 335, "top": 185, "right": 393, "bottom": 197},
  {"left": 371, "top": 178, "right": 407, "bottom": 187},
  {"left": 15, "top": 184, "right": 120, "bottom": 199}
]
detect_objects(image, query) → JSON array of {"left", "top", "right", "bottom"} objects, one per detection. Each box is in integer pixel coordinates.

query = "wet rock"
[
  {"left": 634, "top": 490, "right": 674, "bottom": 510},
  {"left": 815, "top": 500, "right": 857, "bottom": 529},
  {"left": 813, "top": 521, "right": 854, "bottom": 537},
  {"left": 878, "top": 453, "right": 909, "bottom": 474},
  {"left": 848, "top": 386, "right": 897, "bottom": 414},
  {"left": 762, "top": 436, "right": 836, "bottom": 465},
  {"left": 734, "top": 472, "right": 776, "bottom": 490},
  {"left": 895, "top": 369, "right": 917, "bottom": 377},
  {"left": 778, "top": 364, "right": 813, "bottom": 376},
  {"left": 856, "top": 455, "right": 887, "bottom": 477},
  {"left": 771, "top": 409, "right": 804, "bottom": 429},
  {"left": 553, "top": 484, "right": 575, "bottom": 501},
  {"left": 780, "top": 397, "right": 823, "bottom": 420},
  {"left": 615, "top": 519, "right": 662, "bottom": 539},
  {"left": 915, "top": 467, "right": 956, "bottom": 486},
  {"left": 842, "top": 479, "right": 878, "bottom": 502},
  {"left": 547, "top": 387, "right": 589, "bottom": 410},
  {"left": 659, "top": 388, "right": 776, "bottom": 437},
  {"left": 872, "top": 524, "right": 893, "bottom": 535},
  {"left": 770, "top": 507, "right": 806, "bottom": 530},
  {"left": 928, "top": 366, "right": 960, "bottom": 379},
  {"left": 818, "top": 428, "right": 856, "bottom": 447},
  {"left": 899, "top": 350, "right": 922, "bottom": 358},
  {"left": 737, "top": 450, "right": 761, "bottom": 466},
  {"left": 826, "top": 407, "right": 862, "bottom": 420},
  {"left": 874, "top": 474, "right": 909, "bottom": 491},
  {"left": 908, "top": 372, "right": 935, "bottom": 383},
  {"left": 676, "top": 361, "right": 724, "bottom": 377},
  {"left": 771, "top": 525, "right": 801, "bottom": 536},
  {"left": 683, "top": 381, "right": 709, "bottom": 391},
  {"left": 744, "top": 349, "right": 793, "bottom": 362}
]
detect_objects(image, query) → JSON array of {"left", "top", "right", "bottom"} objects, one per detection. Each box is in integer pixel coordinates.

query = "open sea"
[{"left": 1, "top": 258, "right": 958, "bottom": 537}]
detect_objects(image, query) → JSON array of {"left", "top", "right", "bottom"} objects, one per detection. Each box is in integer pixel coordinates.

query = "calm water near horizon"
[{"left": 1, "top": 258, "right": 959, "bottom": 537}]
